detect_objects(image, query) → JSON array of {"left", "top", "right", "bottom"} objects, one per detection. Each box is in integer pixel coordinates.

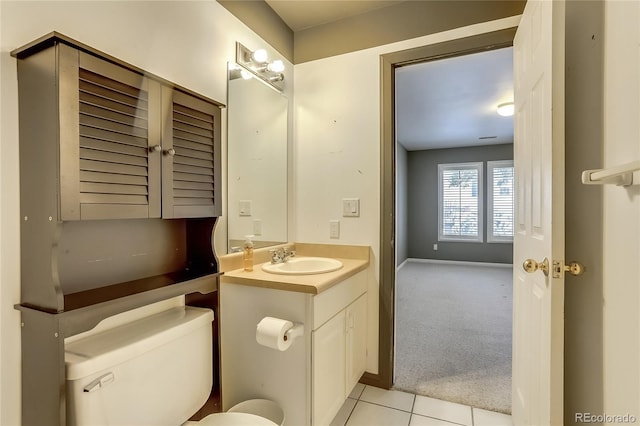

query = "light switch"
[
  {"left": 239, "top": 200, "right": 252, "bottom": 216},
  {"left": 329, "top": 220, "right": 340, "bottom": 239},
  {"left": 342, "top": 198, "right": 360, "bottom": 217}
]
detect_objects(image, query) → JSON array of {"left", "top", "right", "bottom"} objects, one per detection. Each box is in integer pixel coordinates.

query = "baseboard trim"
[
  {"left": 404, "top": 258, "right": 513, "bottom": 269},
  {"left": 396, "top": 258, "right": 409, "bottom": 270},
  {"left": 360, "top": 372, "right": 391, "bottom": 390}
]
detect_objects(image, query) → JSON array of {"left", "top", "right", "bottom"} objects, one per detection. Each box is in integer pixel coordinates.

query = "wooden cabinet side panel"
[
  {"left": 20, "top": 308, "right": 66, "bottom": 426},
  {"left": 17, "top": 45, "right": 65, "bottom": 311}
]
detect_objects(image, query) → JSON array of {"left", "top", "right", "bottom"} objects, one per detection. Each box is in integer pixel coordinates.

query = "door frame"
[{"left": 364, "top": 27, "right": 518, "bottom": 390}]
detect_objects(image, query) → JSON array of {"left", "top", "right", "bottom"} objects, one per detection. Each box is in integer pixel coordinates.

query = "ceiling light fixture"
[{"left": 497, "top": 102, "right": 515, "bottom": 117}]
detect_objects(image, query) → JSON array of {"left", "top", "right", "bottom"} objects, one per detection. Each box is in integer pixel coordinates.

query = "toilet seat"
[{"left": 186, "top": 412, "right": 278, "bottom": 426}]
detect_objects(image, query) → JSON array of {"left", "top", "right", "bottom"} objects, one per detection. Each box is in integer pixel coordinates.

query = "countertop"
[{"left": 219, "top": 243, "right": 370, "bottom": 295}]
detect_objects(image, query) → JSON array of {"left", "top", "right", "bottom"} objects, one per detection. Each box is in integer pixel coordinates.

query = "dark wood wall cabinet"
[{"left": 12, "top": 32, "right": 225, "bottom": 426}]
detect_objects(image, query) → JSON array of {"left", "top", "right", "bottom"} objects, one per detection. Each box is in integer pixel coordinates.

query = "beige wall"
[
  {"left": 0, "top": 2, "right": 291, "bottom": 423},
  {"left": 293, "top": 15, "right": 521, "bottom": 376},
  {"left": 293, "top": 0, "right": 524, "bottom": 63},
  {"left": 564, "top": 0, "right": 606, "bottom": 423},
  {"left": 602, "top": 0, "right": 640, "bottom": 421}
]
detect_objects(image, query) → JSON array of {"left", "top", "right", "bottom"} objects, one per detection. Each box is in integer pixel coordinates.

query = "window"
[
  {"left": 487, "top": 160, "right": 514, "bottom": 242},
  {"left": 438, "top": 162, "right": 483, "bottom": 242}
]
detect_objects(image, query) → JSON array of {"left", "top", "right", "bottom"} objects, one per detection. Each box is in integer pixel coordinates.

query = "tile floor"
[{"left": 330, "top": 384, "right": 512, "bottom": 426}]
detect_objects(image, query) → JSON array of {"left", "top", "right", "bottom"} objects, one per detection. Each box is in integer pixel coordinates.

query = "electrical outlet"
[
  {"left": 329, "top": 220, "right": 340, "bottom": 239},
  {"left": 433, "top": 243, "right": 438, "bottom": 251},
  {"left": 253, "top": 219, "right": 262, "bottom": 235}
]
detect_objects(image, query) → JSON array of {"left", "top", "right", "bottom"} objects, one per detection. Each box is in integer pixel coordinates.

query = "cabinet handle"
[
  {"left": 149, "top": 144, "right": 161, "bottom": 153},
  {"left": 163, "top": 148, "right": 176, "bottom": 156}
]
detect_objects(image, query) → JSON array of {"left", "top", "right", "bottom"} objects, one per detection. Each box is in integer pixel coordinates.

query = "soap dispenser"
[{"left": 243, "top": 235, "right": 254, "bottom": 272}]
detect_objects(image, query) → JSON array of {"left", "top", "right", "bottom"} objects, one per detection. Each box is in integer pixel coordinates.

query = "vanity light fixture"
[
  {"left": 251, "top": 48, "right": 268, "bottom": 63},
  {"left": 267, "top": 60, "right": 285, "bottom": 73},
  {"left": 236, "top": 42, "right": 285, "bottom": 91},
  {"left": 497, "top": 102, "right": 515, "bottom": 117}
]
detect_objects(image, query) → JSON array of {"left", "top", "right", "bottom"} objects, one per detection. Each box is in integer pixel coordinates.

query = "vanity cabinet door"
[
  {"left": 60, "top": 46, "right": 162, "bottom": 220},
  {"left": 346, "top": 293, "right": 367, "bottom": 395},
  {"left": 312, "top": 309, "right": 346, "bottom": 426},
  {"left": 161, "top": 87, "right": 222, "bottom": 218}
]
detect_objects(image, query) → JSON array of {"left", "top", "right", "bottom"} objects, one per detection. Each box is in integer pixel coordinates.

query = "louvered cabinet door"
[
  {"left": 58, "top": 45, "right": 161, "bottom": 220},
  {"left": 161, "top": 87, "right": 222, "bottom": 218}
]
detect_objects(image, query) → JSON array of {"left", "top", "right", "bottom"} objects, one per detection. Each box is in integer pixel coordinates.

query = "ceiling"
[
  {"left": 396, "top": 47, "right": 514, "bottom": 151},
  {"left": 264, "top": 0, "right": 404, "bottom": 31},
  {"left": 261, "top": 0, "right": 514, "bottom": 151}
]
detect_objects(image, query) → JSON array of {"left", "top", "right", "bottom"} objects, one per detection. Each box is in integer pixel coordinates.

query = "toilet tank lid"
[{"left": 65, "top": 306, "right": 213, "bottom": 380}]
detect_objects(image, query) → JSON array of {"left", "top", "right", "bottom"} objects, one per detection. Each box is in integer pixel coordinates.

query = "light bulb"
[
  {"left": 251, "top": 49, "right": 268, "bottom": 63},
  {"left": 268, "top": 60, "right": 285, "bottom": 73},
  {"left": 240, "top": 69, "right": 252, "bottom": 80}
]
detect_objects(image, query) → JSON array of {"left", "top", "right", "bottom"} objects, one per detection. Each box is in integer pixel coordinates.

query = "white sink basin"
[{"left": 261, "top": 257, "right": 343, "bottom": 275}]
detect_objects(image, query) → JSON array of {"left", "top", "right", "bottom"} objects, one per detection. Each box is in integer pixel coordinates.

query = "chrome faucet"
[{"left": 269, "top": 247, "right": 296, "bottom": 264}]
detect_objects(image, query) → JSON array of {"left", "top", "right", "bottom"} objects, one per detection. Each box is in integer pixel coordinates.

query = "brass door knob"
[
  {"left": 523, "top": 257, "right": 549, "bottom": 276},
  {"left": 566, "top": 262, "right": 585, "bottom": 276}
]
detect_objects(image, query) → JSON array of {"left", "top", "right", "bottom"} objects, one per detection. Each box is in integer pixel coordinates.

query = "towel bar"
[{"left": 581, "top": 160, "right": 640, "bottom": 186}]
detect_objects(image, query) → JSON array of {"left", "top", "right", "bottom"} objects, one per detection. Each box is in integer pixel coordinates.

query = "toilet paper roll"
[{"left": 256, "top": 317, "right": 293, "bottom": 351}]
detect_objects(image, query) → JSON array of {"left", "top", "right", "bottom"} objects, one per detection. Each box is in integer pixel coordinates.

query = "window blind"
[
  {"left": 439, "top": 163, "right": 483, "bottom": 241},
  {"left": 489, "top": 163, "right": 514, "bottom": 240}
]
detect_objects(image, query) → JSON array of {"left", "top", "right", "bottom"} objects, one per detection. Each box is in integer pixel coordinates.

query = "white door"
[{"left": 512, "top": 0, "right": 565, "bottom": 424}]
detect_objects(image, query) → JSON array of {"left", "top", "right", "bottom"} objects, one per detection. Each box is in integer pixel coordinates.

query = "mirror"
[{"left": 227, "top": 63, "right": 288, "bottom": 253}]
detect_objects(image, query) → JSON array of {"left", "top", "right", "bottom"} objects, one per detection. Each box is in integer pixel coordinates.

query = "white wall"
[
  {"left": 293, "top": 16, "right": 521, "bottom": 375},
  {"left": 602, "top": 0, "right": 640, "bottom": 420},
  {"left": 0, "top": 2, "right": 291, "bottom": 423}
]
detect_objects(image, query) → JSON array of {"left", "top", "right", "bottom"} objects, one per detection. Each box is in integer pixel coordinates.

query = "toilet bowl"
[
  {"left": 184, "top": 399, "right": 283, "bottom": 426},
  {"left": 228, "top": 399, "right": 285, "bottom": 425},
  {"left": 185, "top": 412, "right": 278, "bottom": 426}
]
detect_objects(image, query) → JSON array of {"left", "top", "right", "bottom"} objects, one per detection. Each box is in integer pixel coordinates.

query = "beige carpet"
[{"left": 393, "top": 261, "right": 513, "bottom": 414}]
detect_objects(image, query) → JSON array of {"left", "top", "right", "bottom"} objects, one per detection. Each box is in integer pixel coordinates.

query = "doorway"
[
  {"left": 370, "top": 26, "right": 518, "bottom": 406},
  {"left": 393, "top": 46, "right": 514, "bottom": 412}
]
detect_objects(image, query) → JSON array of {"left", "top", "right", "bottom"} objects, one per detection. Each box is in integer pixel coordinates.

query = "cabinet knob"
[
  {"left": 149, "top": 144, "right": 161, "bottom": 153},
  {"left": 163, "top": 148, "right": 176, "bottom": 156}
]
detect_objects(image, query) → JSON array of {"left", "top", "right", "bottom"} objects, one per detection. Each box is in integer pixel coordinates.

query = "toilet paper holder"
[{"left": 283, "top": 323, "right": 304, "bottom": 342}]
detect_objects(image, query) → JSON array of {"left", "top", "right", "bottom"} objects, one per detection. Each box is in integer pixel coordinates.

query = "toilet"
[{"left": 64, "top": 306, "right": 283, "bottom": 426}]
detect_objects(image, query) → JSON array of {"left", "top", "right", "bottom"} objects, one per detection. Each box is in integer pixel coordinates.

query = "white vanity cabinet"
[
  {"left": 312, "top": 310, "right": 346, "bottom": 426},
  {"left": 312, "top": 292, "right": 367, "bottom": 426},
  {"left": 220, "top": 264, "right": 368, "bottom": 426}
]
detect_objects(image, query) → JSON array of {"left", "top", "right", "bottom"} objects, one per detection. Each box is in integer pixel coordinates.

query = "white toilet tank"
[{"left": 65, "top": 306, "right": 214, "bottom": 426}]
